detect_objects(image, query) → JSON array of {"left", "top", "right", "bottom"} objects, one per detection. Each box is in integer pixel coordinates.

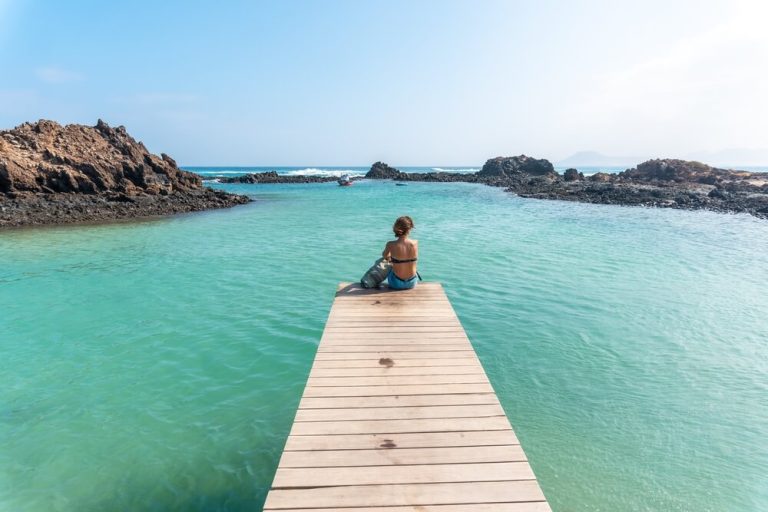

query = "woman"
[{"left": 382, "top": 216, "right": 419, "bottom": 290}]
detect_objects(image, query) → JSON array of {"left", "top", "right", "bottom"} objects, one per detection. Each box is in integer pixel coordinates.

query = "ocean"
[
  {"left": 1, "top": 169, "right": 767, "bottom": 511},
  {"left": 184, "top": 165, "right": 629, "bottom": 180}
]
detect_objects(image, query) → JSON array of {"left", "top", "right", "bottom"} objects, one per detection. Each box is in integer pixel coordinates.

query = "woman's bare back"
[{"left": 383, "top": 238, "right": 418, "bottom": 280}]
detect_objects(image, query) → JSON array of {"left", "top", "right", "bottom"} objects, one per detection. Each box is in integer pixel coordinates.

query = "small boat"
[{"left": 337, "top": 174, "right": 354, "bottom": 186}]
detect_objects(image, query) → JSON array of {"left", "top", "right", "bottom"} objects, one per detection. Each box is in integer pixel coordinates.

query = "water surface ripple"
[{"left": 1, "top": 181, "right": 767, "bottom": 511}]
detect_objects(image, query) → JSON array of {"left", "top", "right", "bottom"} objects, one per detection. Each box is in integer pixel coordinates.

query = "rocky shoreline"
[
  {"left": 365, "top": 159, "right": 768, "bottom": 219},
  {"left": 2, "top": 119, "right": 766, "bottom": 226},
  {"left": 216, "top": 171, "right": 350, "bottom": 184},
  {"left": 202, "top": 158, "right": 768, "bottom": 219},
  {"left": 0, "top": 120, "right": 250, "bottom": 228}
]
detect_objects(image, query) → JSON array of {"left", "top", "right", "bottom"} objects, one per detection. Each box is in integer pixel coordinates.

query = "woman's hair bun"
[{"left": 393, "top": 216, "right": 414, "bottom": 237}]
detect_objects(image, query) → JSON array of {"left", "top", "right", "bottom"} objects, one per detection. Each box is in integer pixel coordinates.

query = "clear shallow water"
[{"left": 1, "top": 179, "right": 767, "bottom": 511}]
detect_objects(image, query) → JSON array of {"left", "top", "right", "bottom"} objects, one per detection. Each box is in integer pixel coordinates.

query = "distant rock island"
[
  {"left": 365, "top": 157, "right": 768, "bottom": 219},
  {"left": 218, "top": 171, "right": 342, "bottom": 184},
  {"left": 0, "top": 120, "right": 250, "bottom": 228}
]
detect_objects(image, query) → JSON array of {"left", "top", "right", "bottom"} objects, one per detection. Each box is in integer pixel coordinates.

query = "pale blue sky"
[{"left": 1, "top": 0, "right": 766, "bottom": 165}]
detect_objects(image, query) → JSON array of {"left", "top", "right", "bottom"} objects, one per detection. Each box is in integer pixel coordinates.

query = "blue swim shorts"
[{"left": 387, "top": 269, "right": 418, "bottom": 290}]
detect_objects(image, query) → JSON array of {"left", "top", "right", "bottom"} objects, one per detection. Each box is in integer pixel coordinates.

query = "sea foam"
[{"left": 284, "top": 168, "right": 364, "bottom": 178}]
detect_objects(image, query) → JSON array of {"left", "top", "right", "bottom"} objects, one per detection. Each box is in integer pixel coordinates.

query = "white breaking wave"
[
  {"left": 430, "top": 167, "right": 479, "bottom": 173},
  {"left": 285, "top": 168, "right": 365, "bottom": 178}
]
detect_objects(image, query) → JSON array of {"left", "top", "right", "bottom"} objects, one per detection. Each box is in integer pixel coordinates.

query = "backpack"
[{"left": 360, "top": 257, "right": 392, "bottom": 289}]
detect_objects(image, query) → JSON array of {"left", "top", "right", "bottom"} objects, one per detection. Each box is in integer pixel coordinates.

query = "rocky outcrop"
[
  {"left": 0, "top": 120, "right": 249, "bottom": 228},
  {"left": 363, "top": 156, "right": 768, "bottom": 219},
  {"left": 511, "top": 159, "right": 768, "bottom": 219},
  {"left": 477, "top": 155, "right": 557, "bottom": 179},
  {"left": 366, "top": 162, "right": 406, "bottom": 180},
  {"left": 364, "top": 162, "right": 484, "bottom": 183},
  {"left": 563, "top": 168, "right": 584, "bottom": 182},
  {"left": 218, "top": 171, "right": 343, "bottom": 184},
  {"left": 619, "top": 159, "right": 724, "bottom": 184}
]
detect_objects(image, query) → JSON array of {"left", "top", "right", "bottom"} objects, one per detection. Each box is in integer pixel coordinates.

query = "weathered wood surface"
[{"left": 263, "top": 282, "right": 551, "bottom": 511}]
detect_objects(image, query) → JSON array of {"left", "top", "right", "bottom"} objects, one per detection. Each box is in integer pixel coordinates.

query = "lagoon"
[{"left": 1, "top": 179, "right": 767, "bottom": 511}]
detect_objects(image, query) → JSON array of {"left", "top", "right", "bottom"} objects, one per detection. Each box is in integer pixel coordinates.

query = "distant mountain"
[
  {"left": 556, "top": 151, "right": 641, "bottom": 168},
  {"left": 685, "top": 148, "right": 768, "bottom": 168}
]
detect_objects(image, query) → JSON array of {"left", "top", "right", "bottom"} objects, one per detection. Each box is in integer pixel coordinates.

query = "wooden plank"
[
  {"left": 295, "top": 404, "right": 505, "bottom": 421},
  {"left": 320, "top": 338, "right": 472, "bottom": 346},
  {"left": 312, "top": 358, "right": 481, "bottom": 368},
  {"left": 327, "top": 313, "right": 459, "bottom": 318},
  {"left": 298, "top": 393, "right": 500, "bottom": 409},
  {"left": 272, "top": 461, "right": 535, "bottom": 488},
  {"left": 325, "top": 323, "right": 466, "bottom": 332},
  {"left": 321, "top": 333, "right": 470, "bottom": 340},
  {"left": 267, "top": 503, "right": 552, "bottom": 512},
  {"left": 330, "top": 307, "right": 455, "bottom": 310},
  {"left": 289, "top": 416, "right": 512, "bottom": 435},
  {"left": 301, "top": 383, "right": 494, "bottom": 397},
  {"left": 284, "top": 430, "right": 519, "bottom": 451},
  {"left": 314, "top": 352, "right": 478, "bottom": 361},
  {"left": 278, "top": 444, "right": 527, "bottom": 467},
  {"left": 309, "top": 366, "right": 484, "bottom": 377},
  {"left": 264, "top": 282, "right": 550, "bottom": 511},
  {"left": 263, "top": 481, "right": 547, "bottom": 509},
  {"left": 325, "top": 319, "right": 463, "bottom": 324},
  {"left": 306, "top": 374, "right": 489, "bottom": 387},
  {"left": 317, "top": 344, "right": 472, "bottom": 353}
]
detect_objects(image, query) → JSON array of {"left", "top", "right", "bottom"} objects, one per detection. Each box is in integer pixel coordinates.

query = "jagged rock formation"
[
  {"left": 477, "top": 155, "right": 557, "bottom": 178},
  {"left": 513, "top": 159, "right": 768, "bottom": 218},
  {"left": 365, "top": 162, "right": 406, "bottom": 180},
  {"left": 219, "top": 171, "right": 342, "bottom": 184},
  {"left": 362, "top": 157, "right": 768, "bottom": 219},
  {"left": 563, "top": 168, "right": 584, "bottom": 182},
  {"left": 0, "top": 120, "right": 249, "bottom": 227},
  {"left": 364, "top": 162, "right": 482, "bottom": 183}
]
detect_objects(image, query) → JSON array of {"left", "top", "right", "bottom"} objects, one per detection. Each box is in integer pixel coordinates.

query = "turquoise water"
[{"left": 2, "top": 180, "right": 767, "bottom": 511}]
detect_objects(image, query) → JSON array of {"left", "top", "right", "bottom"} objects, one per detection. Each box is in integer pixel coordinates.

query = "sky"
[{"left": 1, "top": 0, "right": 767, "bottom": 166}]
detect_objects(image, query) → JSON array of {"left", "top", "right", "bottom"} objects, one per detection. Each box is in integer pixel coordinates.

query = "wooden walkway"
[{"left": 263, "top": 282, "right": 551, "bottom": 511}]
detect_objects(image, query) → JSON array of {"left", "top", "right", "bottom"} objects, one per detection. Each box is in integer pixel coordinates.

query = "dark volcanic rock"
[
  {"left": 0, "top": 119, "right": 249, "bottom": 228},
  {"left": 365, "top": 161, "right": 485, "bottom": 183},
  {"left": 219, "top": 171, "right": 342, "bottom": 184},
  {"left": 366, "top": 162, "right": 406, "bottom": 180},
  {"left": 563, "top": 168, "right": 584, "bottom": 182},
  {"left": 509, "top": 159, "right": 768, "bottom": 219},
  {"left": 619, "top": 159, "right": 721, "bottom": 183},
  {"left": 362, "top": 155, "right": 768, "bottom": 219},
  {"left": 588, "top": 172, "right": 613, "bottom": 183},
  {"left": 477, "top": 155, "right": 557, "bottom": 179}
]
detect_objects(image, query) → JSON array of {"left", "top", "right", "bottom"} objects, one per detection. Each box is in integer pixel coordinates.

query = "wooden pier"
[{"left": 263, "top": 282, "right": 551, "bottom": 511}]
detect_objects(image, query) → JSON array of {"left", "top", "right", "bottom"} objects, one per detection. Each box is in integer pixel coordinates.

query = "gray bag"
[{"left": 360, "top": 257, "right": 392, "bottom": 289}]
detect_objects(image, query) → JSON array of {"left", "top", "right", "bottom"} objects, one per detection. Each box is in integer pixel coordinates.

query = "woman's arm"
[{"left": 382, "top": 241, "right": 392, "bottom": 260}]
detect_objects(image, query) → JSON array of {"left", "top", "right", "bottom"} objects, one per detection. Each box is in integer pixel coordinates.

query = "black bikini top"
[{"left": 391, "top": 256, "right": 417, "bottom": 264}]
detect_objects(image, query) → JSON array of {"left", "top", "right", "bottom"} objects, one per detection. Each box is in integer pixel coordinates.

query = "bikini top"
[{"left": 391, "top": 256, "right": 417, "bottom": 264}]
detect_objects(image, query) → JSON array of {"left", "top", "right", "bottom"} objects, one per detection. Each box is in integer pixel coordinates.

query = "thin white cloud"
[
  {"left": 569, "top": 2, "right": 768, "bottom": 155},
  {"left": 35, "top": 66, "right": 84, "bottom": 83}
]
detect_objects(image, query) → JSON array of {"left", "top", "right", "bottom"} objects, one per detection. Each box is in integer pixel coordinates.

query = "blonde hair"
[{"left": 393, "top": 216, "right": 414, "bottom": 237}]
